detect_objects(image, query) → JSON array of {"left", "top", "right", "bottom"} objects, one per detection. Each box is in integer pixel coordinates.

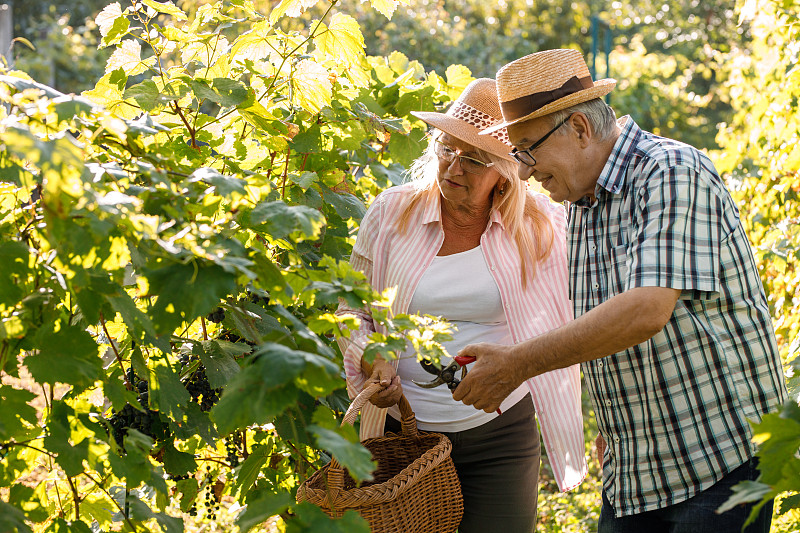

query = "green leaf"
[
  {"left": 233, "top": 444, "right": 271, "bottom": 496},
  {"left": 127, "top": 496, "right": 184, "bottom": 533},
  {"left": 26, "top": 322, "right": 101, "bottom": 391},
  {"left": 189, "top": 78, "right": 248, "bottom": 107},
  {"left": 717, "top": 480, "right": 773, "bottom": 513},
  {"left": 246, "top": 201, "right": 325, "bottom": 241},
  {"left": 291, "top": 124, "right": 323, "bottom": 153},
  {"left": 8, "top": 484, "right": 48, "bottom": 523},
  {"left": 198, "top": 340, "right": 242, "bottom": 388},
  {"left": 308, "top": 424, "right": 374, "bottom": 483},
  {"left": 42, "top": 402, "right": 89, "bottom": 477},
  {"left": 236, "top": 491, "right": 293, "bottom": 532},
  {"left": 286, "top": 503, "right": 370, "bottom": 533},
  {"left": 211, "top": 343, "right": 340, "bottom": 435},
  {"left": 188, "top": 167, "right": 247, "bottom": 197},
  {"left": 145, "top": 262, "right": 237, "bottom": 335},
  {"left": 321, "top": 187, "right": 367, "bottom": 221},
  {"left": 0, "top": 387, "right": 38, "bottom": 442},
  {"left": 0, "top": 241, "right": 29, "bottom": 307},
  {"left": 163, "top": 442, "right": 198, "bottom": 477},
  {"left": 149, "top": 358, "right": 191, "bottom": 420},
  {"left": 124, "top": 80, "right": 167, "bottom": 112},
  {"left": 107, "top": 291, "right": 158, "bottom": 343},
  {"left": 778, "top": 493, "right": 800, "bottom": 515},
  {"left": 387, "top": 128, "right": 424, "bottom": 167},
  {"left": 170, "top": 401, "right": 218, "bottom": 446},
  {"left": 0, "top": 501, "right": 33, "bottom": 533},
  {"left": 290, "top": 171, "right": 318, "bottom": 190}
]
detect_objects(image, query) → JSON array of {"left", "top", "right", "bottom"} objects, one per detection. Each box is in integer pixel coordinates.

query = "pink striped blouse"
[{"left": 336, "top": 184, "right": 587, "bottom": 492}]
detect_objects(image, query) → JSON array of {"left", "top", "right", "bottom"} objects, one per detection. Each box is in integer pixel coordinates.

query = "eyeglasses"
[
  {"left": 509, "top": 113, "right": 574, "bottom": 167},
  {"left": 434, "top": 139, "right": 495, "bottom": 174}
]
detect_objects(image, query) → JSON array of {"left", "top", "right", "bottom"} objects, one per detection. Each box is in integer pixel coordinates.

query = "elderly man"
[{"left": 455, "top": 48, "right": 788, "bottom": 532}]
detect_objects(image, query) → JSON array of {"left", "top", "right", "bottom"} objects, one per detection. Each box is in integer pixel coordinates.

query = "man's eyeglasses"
[
  {"left": 434, "top": 139, "right": 495, "bottom": 174},
  {"left": 509, "top": 113, "right": 574, "bottom": 167}
]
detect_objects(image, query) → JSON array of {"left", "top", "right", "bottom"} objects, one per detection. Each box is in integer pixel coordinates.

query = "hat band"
[{"left": 500, "top": 75, "right": 594, "bottom": 121}]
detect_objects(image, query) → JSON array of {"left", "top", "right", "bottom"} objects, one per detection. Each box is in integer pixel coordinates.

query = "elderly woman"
[{"left": 336, "top": 78, "right": 586, "bottom": 533}]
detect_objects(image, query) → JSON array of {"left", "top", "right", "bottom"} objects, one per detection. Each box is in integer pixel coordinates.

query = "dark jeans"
[
  {"left": 598, "top": 457, "right": 774, "bottom": 533},
  {"left": 386, "top": 394, "right": 541, "bottom": 533}
]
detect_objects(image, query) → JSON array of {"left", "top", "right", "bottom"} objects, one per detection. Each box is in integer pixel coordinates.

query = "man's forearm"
[{"left": 514, "top": 286, "right": 680, "bottom": 377}]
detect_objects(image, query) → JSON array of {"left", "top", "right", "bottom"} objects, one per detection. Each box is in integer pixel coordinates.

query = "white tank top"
[{"left": 391, "top": 246, "right": 528, "bottom": 432}]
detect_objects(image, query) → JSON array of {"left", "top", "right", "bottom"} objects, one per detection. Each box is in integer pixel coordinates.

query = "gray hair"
[{"left": 549, "top": 98, "right": 617, "bottom": 142}]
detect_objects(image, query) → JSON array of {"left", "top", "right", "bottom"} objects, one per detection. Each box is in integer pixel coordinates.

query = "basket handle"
[{"left": 327, "top": 382, "right": 418, "bottom": 490}]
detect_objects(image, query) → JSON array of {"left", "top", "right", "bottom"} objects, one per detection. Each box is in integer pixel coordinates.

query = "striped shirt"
[
  {"left": 571, "top": 116, "right": 788, "bottom": 516},
  {"left": 337, "top": 183, "right": 587, "bottom": 492}
]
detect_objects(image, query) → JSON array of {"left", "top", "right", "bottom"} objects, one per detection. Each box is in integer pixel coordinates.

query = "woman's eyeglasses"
[
  {"left": 434, "top": 140, "right": 495, "bottom": 174},
  {"left": 509, "top": 113, "right": 574, "bottom": 167}
]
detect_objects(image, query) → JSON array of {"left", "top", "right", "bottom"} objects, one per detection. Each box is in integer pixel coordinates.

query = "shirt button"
[
  {"left": 597, "top": 361, "right": 604, "bottom": 367},
  {"left": 613, "top": 436, "right": 621, "bottom": 443},
  {"left": 593, "top": 283, "right": 600, "bottom": 289},
  {"left": 590, "top": 244, "right": 597, "bottom": 252},
  {"left": 605, "top": 399, "right": 612, "bottom": 406}
]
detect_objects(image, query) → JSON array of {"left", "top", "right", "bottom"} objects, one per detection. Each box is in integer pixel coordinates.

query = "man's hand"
[
  {"left": 452, "top": 342, "right": 527, "bottom": 413},
  {"left": 365, "top": 358, "right": 403, "bottom": 408}
]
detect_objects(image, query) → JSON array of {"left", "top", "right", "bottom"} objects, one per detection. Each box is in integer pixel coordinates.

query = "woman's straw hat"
[
  {"left": 481, "top": 49, "right": 616, "bottom": 135},
  {"left": 411, "top": 78, "right": 515, "bottom": 162}
]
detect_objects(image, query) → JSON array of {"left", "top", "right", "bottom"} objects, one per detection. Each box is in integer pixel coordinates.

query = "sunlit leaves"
[
  {"left": 96, "top": 3, "right": 129, "bottom": 48},
  {"left": 268, "top": 0, "right": 322, "bottom": 24},
  {"left": 106, "top": 40, "right": 156, "bottom": 76},
  {"left": 313, "top": 13, "right": 366, "bottom": 67},
  {"left": 291, "top": 59, "right": 332, "bottom": 114},
  {"left": 141, "top": 0, "right": 188, "bottom": 21}
]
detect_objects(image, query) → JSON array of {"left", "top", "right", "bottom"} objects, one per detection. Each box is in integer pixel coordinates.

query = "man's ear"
[{"left": 570, "top": 112, "right": 593, "bottom": 147}]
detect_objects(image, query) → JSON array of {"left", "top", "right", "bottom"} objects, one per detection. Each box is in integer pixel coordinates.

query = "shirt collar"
[
  {"left": 572, "top": 116, "right": 640, "bottom": 209},
  {"left": 597, "top": 115, "right": 640, "bottom": 195},
  {"left": 421, "top": 189, "right": 505, "bottom": 229}
]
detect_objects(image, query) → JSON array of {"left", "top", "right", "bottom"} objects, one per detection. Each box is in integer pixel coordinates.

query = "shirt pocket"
[{"left": 608, "top": 244, "right": 629, "bottom": 296}]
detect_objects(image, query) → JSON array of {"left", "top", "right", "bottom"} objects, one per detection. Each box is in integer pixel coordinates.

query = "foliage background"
[{"left": 0, "top": 0, "right": 798, "bottom": 531}]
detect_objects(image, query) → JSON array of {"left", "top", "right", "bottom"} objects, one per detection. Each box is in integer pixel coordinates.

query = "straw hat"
[
  {"left": 411, "top": 78, "right": 515, "bottom": 162},
  {"left": 481, "top": 49, "right": 616, "bottom": 135}
]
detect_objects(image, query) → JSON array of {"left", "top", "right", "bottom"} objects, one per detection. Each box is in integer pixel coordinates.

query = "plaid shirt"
[{"left": 570, "top": 117, "right": 787, "bottom": 516}]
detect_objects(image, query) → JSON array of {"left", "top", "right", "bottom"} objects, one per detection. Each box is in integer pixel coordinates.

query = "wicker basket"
[{"left": 296, "top": 383, "right": 463, "bottom": 533}]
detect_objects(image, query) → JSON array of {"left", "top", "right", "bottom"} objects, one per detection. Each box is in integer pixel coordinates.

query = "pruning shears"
[{"left": 412, "top": 355, "right": 502, "bottom": 415}]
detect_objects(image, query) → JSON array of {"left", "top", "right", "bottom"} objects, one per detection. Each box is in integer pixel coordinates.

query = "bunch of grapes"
[
  {"left": 179, "top": 354, "right": 222, "bottom": 412},
  {"left": 206, "top": 307, "right": 225, "bottom": 324},
  {"left": 225, "top": 434, "right": 239, "bottom": 467},
  {"left": 107, "top": 368, "right": 170, "bottom": 449},
  {"left": 203, "top": 479, "right": 221, "bottom": 521}
]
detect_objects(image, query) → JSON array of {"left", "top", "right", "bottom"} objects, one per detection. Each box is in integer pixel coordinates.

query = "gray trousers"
[{"left": 386, "top": 394, "right": 541, "bottom": 533}]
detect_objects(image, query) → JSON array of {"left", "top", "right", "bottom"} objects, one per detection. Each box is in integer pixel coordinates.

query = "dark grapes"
[
  {"left": 225, "top": 435, "right": 239, "bottom": 467},
  {"left": 107, "top": 371, "right": 170, "bottom": 450},
  {"left": 180, "top": 355, "right": 222, "bottom": 412},
  {"left": 206, "top": 307, "right": 225, "bottom": 324}
]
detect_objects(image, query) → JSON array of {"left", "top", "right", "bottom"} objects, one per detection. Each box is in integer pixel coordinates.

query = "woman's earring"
[{"left": 498, "top": 182, "right": 506, "bottom": 195}]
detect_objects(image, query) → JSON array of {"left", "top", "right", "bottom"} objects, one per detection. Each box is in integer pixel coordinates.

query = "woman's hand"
[{"left": 365, "top": 358, "right": 403, "bottom": 408}]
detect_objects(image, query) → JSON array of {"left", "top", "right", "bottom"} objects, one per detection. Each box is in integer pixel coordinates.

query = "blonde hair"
[{"left": 396, "top": 132, "right": 555, "bottom": 286}]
